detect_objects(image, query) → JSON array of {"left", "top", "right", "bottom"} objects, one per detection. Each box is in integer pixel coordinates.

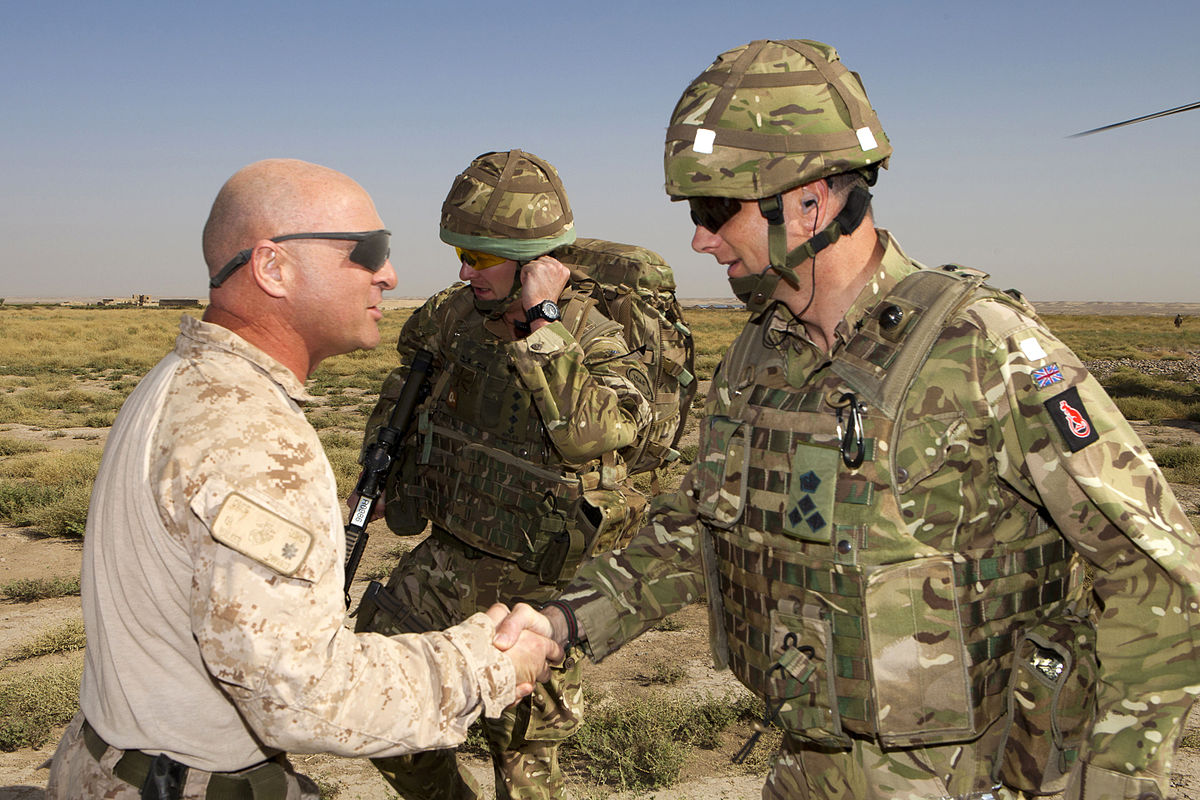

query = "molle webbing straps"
[
  {"left": 666, "top": 40, "right": 873, "bottom": 158},
  {"left": 830, "top": 266, "right": 987, "bottom": 419},
  {"left": 447, "top": 149, "right": 574, "bottom": 240}
]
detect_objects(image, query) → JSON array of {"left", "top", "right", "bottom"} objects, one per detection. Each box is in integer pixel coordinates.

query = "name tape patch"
[
  {"left": 211, "top": 493, "right": 312, "bottom": 576},
  {"left": 1044, "top": 386, "right": 1098, "bottom": 452}
]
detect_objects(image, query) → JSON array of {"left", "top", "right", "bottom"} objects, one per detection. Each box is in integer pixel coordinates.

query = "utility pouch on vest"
[
  {"left": 529, "top": 488, "right": 634, "bottom": 585},
  {"left": 692, "top": 416, "right": 749, "bottom": 528},
  {"left": 527, "top": 525, "right": 585, "bottom": 586},
  {"left": 766, "top": 605, "right": 850, "bottom": 747},
  {"left": 514, "top": 652, "right": 585, "bottom": 744},
  {"left": 422, "top": 427, "right": 583, "bottom": 563},
  {"left": 994, "top": 614, "right": 1097, "bottom": 795},
  {"left": 864, "top": 556, "right": 976, "bottom": 747},
  {"left": 383, "top": 437, "right": 428, "bottom": 536}
]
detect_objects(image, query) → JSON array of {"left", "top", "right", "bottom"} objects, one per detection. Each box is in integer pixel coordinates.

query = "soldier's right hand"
[{"left": 485, "top": 603, "right": 564, "bottom": 699}]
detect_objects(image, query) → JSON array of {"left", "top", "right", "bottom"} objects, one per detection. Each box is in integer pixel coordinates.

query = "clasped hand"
[{"left": 485, "top": 603, "right": 564, "bottom": 700}]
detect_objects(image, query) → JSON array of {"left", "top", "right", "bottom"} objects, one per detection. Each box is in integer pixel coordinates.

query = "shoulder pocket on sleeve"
[{"left": 189, "top": 478, "right": 326, "bottom": 582}]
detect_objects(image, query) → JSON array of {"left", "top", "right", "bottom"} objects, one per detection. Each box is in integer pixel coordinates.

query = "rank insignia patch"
[
  {"left": 1044, "top": 386, "right": 1099, "bottom": 452},
  {"left": 1032, "top": 364, "right": 1063, "bottom": 389}
]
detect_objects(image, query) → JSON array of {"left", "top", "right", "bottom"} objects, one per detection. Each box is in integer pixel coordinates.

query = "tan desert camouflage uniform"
[
  {"left": 560, "top": 232, "right": 1200, "bottom": 800},
  {"left": 46, "top": 315, "right": 520, "bottom": 798},
  {"left": 358, "top": 281, "right": 652, "bottom": 800}
]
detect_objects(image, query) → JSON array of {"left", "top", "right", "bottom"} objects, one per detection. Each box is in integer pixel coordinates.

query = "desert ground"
[{"left": 2, "top": 302, "right": 1200, "bottom": 799}]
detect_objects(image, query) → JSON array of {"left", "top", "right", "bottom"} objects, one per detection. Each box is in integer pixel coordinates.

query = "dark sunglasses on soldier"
[
  {"left": 688, "top": 196, "right": 743, "bottom": 233},
  {"left": 209, "top": 229, "right": 392, "bottom": 288}
]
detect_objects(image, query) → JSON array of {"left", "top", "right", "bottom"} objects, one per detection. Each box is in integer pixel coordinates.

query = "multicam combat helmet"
[
  {"left": 440, "top": 149, "right": 576, "bottom": 315},
  {"left": 664, "top": 39, "right": 892, "bottom": 311}
]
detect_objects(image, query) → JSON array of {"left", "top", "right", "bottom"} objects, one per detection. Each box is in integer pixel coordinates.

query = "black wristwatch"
[{"left": 524, "top": 299, "right": 561, "bottom": 326}]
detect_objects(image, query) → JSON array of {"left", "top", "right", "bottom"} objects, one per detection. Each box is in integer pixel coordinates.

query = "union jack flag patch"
[{"left": 1032, "top": 364, "right": 1063, "bottom": 389}]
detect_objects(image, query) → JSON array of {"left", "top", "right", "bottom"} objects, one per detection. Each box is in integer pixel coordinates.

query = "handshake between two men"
[{"left": 485, "top": 602, "right": 566, "bottom": 700}]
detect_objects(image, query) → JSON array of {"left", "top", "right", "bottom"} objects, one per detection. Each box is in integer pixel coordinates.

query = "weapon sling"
[{"left": 343, "top": 348, "right": 434, "bottom": 604}]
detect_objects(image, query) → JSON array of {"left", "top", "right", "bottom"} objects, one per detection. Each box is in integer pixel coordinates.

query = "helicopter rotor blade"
[{"left": 1070, "top": 101, "right": 1200, "bottom": 137}]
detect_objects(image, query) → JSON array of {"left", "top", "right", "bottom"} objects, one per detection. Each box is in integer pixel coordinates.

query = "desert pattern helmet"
[
  {"left": 664, "top": 39, "right": 891, "bottom": 201},
  {"left": 439, "top": 149, "right": 576, "bottom": 261}
]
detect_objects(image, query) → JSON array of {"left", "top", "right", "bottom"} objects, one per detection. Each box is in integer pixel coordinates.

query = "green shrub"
[
  {"left": 0, "top": 449, "right": 101, "bottom": 537},
  {"left": 322, "top": 445, "right": 362, "bottom": 499},
  {"left": 637, "top": 659, "right": 687, "bottom": 686},
  {"left": 1149, "top": 444, "right": 1200, "bottom": 485},
  {"left": 0, "top": 437, "right": 45, "bottom": 457},
  {"left": 0, "top": 662, "right": 81, "bottom": 751},
  {"left": 1114, "top": 397, "right": 1176, "bottom": 423},
  {"left": 7, "top": 620, "right": 86, "bottom": 663},
  {"left": 563, "top": 690, "right": 756, "bottom": 791},
  {"left": 1, "top": 576, "right": 81, "bottom": 602},
  {"left": 319, "top": 431, "right": 361, "bottom": 450}
]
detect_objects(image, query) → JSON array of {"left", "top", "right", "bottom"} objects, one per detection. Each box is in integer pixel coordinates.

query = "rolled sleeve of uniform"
[
  {"left": 961, "top": 300, "right": 1200, "bottom": 795},
  {"left": 508, "top": 318, "right": 652, "bottom": 464}
]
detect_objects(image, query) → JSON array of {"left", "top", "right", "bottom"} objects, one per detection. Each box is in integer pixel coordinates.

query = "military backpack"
[{"left": 553, "top": 237, "right": 696, "bottom": 475}]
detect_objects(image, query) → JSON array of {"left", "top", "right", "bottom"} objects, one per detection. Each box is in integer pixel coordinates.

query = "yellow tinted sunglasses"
[{"left": 455, "top": 247, "right": 510, "bottom": 270}]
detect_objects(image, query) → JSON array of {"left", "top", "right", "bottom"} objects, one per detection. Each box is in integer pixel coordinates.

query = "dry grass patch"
[
  {"left": 0, "top": 659, "right": 81, "bottom": 751},
  {"left": 6, "top": 620, "right": 86, "bottom": 664},
  {"left": 1043, "top": 314, "right": 1200, "bottom": 361},
  {"left": 0, "top": 448, "right": 102, "bottom": 536},
  {"left": 1, "top": 575, "right": 81, "bottom": 602}
]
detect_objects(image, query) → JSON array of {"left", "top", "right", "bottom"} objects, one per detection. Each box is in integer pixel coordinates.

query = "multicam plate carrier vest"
[
  {"left": 698, "top": 266, "right": 1081, "bottom": 750},
  {"left": 408, "top": 285, "right": 638, "bottom": 584}
]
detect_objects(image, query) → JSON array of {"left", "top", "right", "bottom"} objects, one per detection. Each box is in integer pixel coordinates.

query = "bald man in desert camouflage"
[{"left": 45, "top": 159, "right": 561, "bottom": 800}]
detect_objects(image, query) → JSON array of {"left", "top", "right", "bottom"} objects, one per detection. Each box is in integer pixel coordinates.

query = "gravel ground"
[{"left": 1082, "top": 352, "right": 1200, "bottom": 382}]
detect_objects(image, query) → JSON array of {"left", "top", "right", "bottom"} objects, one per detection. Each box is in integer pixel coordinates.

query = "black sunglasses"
[
  {"left": 209, "top": 229, "right": 392, "bottom": 288},
  {"left": 688, "top": 197, "right": 743, "bottom": 233}
]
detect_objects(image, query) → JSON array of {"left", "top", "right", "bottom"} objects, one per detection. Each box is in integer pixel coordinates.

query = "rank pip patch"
[
  {"left": 211, "top": 493, "right": 312, "bottom": 576},
  {"left": 1044, "top": 387, "right": 1099, "bottom": 452}
]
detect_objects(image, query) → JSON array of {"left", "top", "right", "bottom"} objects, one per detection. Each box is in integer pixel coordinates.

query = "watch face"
[{"left": 528, "top": 300, "right": 561, "bottom": 324}]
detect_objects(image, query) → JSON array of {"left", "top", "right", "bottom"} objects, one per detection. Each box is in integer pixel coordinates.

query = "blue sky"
[{"left": 3, "top": 0, "right": 1197, "bottom": 302}]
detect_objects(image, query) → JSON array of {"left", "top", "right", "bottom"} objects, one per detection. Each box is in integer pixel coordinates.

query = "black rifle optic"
[{"left": 343, "top": 348, "right": 434, "bottom": 605}]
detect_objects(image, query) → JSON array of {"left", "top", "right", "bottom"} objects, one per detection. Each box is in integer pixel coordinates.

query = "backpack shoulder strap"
[{"left": 830, "top": 266, "right": 988, "bottom": 419}]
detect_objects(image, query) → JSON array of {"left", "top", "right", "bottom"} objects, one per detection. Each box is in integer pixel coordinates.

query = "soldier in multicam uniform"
[
  {"left": 530, "top": 40, "right": 1200, "bottom": 800},
  {"left": 355, "top": 150, "right": 653, "bottom": 800},
  {"left": 45, "top": 158, "right": 561, "bottom": 800}
]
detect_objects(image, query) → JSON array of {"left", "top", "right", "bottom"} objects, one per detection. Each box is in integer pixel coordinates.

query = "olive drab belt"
[{"left": 82, "top": 719, "right": 287, "bottom": 799}]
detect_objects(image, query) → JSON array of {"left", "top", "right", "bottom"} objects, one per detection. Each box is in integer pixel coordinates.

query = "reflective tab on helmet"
[
  {"left": 693, "top": 128, "right": 716, "bottom": 154},
  {"left": 856, "top": 127, "right": 878, "bottom": 151}
]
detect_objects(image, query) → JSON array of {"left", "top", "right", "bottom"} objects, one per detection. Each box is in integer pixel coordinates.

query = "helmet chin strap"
[
  {"left": 729, "top": 185, "right": 871, "bottom": 313},
  {"left": 472, "top": 264, "right": 525, "bottom": 319}
]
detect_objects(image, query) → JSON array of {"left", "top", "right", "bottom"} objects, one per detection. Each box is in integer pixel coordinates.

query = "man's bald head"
[{"left": 201, "top": 158, "right": 375, "bottom": 278}]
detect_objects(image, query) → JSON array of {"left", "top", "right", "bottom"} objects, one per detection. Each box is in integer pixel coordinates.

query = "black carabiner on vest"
[{"left": 835, "top": 392, "right": 865, "bottom": 469}]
